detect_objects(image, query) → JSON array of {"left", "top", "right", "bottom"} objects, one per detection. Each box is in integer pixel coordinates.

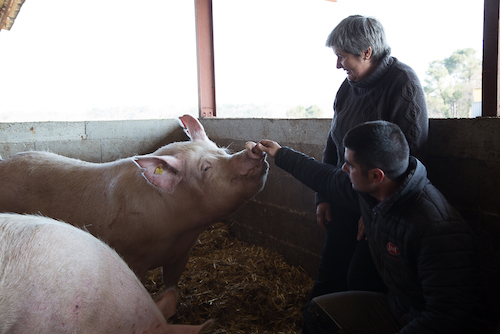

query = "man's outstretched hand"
[{"left": 255, "top": 139, "right": 282, "bottom": 158}]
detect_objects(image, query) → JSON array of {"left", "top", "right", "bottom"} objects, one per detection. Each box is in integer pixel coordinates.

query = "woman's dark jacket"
[
  {"left": 276, "top": 147, "right": 484, "bottom": 334},
  {"left": 325, "top": 55, "right": 428, "bottom": 168}
]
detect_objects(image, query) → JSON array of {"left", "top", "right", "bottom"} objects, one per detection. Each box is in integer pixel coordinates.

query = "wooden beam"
[
  {"left": 195, "top": 0, "right": 216, "bottom": 117},
  {"left": 0, "top": 0, "right": 15, "bottom": 31},
  {"left": 0, "top": 0, "right": 25, "bottom": 31},
  {"left": 482, "top": 0, "right": 500, "bottom": 116}
]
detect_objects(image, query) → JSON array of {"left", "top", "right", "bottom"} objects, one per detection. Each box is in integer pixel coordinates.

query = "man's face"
[{"left": 342, "top": 148, "right": 373, "bottom": 193}]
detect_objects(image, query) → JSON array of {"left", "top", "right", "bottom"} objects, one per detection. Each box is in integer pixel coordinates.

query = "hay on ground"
[{"left": 144, "top": 222, "right": 314, "bottom": 333}]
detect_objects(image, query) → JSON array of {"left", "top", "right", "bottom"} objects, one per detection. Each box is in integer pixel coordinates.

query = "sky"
[{"left": 0, "top": 0, "right": 484, "bottom": 121}]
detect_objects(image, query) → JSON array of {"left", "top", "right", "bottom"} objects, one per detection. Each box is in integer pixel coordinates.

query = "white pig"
[
  {"left": 0, "top": 213, "right": 213, "bottom": 334},
  {"left": 0, "top": 114, "right": 268, "bottom": 287}
]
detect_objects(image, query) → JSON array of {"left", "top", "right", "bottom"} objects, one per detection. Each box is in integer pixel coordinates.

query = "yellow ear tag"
[{"left": 154, "top": 164, "right": 163, "bottom": 175}]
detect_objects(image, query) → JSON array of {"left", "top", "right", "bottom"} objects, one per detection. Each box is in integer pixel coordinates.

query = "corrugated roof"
[{"left": 0, "top": 0, "right": 26, "bottom": 31}]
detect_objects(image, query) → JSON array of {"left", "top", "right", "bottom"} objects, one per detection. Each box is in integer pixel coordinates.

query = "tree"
[
  {"left": 424, "top": 48, "right": 481, "bottom": 118},
  {"left": 286, "top": 105, "right": 324, "bottom": 118}
]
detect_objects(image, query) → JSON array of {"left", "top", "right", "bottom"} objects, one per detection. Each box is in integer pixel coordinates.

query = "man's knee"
[
  {"left": 304, "top": 291, "right": 399, "bottom": 334},
  {"left": 303, "top": 299, "right": 342, "bottom": 334}
]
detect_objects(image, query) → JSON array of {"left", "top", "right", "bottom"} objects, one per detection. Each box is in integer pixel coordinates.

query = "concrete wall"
[
  {"left": 0, "top": 117, "right": 499, "bottom": 280},
  {"left": 200, "top": 118, "right": 331, "bottom": 278},
  {"left": 0, "top": 119, "right": 188, "bottom": 162}
]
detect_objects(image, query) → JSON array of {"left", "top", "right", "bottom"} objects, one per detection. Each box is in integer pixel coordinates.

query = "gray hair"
[{"left": 325, "top": 15, "right": 391, "bottom": 61}]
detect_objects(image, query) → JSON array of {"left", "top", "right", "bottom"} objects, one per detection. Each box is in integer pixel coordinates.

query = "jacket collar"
[{"left": 373, "top": 157, "right": 427, "bottom": 214}]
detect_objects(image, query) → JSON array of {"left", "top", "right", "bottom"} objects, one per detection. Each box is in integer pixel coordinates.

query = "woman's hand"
[
  {"left": 357, "top": 216, "right": 366, "bottom": 241},
  {"left": 316, "top": 202, "right": 332, "bottom": 231}
]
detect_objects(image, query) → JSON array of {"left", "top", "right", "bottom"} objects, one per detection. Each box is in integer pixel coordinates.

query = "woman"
[{"left": 309, "top": 14, "right": 429, "bottom": 317}]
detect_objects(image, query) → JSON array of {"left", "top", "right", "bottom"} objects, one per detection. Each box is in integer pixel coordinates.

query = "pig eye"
[{"left": 201, "top": 162, "right": 212, "bottom": 172}]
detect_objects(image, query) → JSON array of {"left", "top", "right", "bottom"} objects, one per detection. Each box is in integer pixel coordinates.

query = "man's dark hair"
[{"left": 343, "top": 121, "right": 410, "bottom": 180}]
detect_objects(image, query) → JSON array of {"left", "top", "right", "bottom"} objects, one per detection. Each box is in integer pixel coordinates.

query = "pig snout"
[
  {"left": 245, "top": 141, "right": 265, "bottom": 160},
  {"left": 236, "top": 142, "right": 269, "bottom": 177}
]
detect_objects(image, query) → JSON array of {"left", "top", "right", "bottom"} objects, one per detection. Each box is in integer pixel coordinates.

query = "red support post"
[{"left": 195, "top": 0, "right": 216, "bottom": 117}]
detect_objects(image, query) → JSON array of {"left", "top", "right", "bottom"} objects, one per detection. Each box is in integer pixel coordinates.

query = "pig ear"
[
  {"left": 134, "top": 156, "right": 184, "bottom": 193},
  {"left": 179, "top": 114, "right": 208, "bottom": 142}
]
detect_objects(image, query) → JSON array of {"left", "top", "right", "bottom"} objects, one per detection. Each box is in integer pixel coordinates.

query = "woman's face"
[{"left": 333, "top": 47, "right": 375, "bottom": 82}]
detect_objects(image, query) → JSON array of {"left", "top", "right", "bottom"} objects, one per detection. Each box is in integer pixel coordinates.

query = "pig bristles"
[{"left": 82, "top": 224, "right": 92, "bottom": 232}]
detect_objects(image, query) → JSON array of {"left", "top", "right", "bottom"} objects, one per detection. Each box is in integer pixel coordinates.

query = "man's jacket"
[{"left": 275, "top": 147, "right": 485, "bottom": 334}]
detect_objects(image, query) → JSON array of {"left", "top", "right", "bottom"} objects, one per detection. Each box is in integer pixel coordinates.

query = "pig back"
[
  {"left": 0, "top": 151, "right": 153, "bottom": 234},
  {"left": 0, "top": 151, "right": 125, "bottom": 216},
  {"left": 0, "top": 213, "right": 167, "bottom": 334}
]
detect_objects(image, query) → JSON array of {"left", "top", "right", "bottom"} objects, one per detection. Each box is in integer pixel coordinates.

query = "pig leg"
[
  {"left": 161, "top": 251, "right": 191, "bottom": 289},
  {"left": 155, "top": 280, "right": 215, "bottom": 333},
  {"left": 167, "top": 320, "right": 214, "bottom": 334}
]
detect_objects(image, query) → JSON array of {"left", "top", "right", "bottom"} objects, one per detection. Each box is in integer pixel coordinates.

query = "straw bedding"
[{"left": 145, "top": 222, "right": 314, "bottom": 333}]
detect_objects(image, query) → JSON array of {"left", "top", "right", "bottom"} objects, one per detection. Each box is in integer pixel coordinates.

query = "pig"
[
  {"left": 0, "top": 213, "right": 213, "bottom": 334},
  {"left": 0, "top": 114, "right": 268, "bottom": 287}
]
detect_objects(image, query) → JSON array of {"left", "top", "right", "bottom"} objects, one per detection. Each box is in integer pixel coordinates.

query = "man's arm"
[{"left": 256, "top": 142, "right": 359, "bottom": 214}]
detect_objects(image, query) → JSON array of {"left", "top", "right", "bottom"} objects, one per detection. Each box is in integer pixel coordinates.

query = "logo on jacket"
[{"left": 387, "top": 242, "right": 400, "bottom": 256}]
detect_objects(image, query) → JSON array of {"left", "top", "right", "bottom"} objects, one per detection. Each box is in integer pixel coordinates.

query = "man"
[{"left": 255, "top": 121, "right": 487, "bottom": 333}]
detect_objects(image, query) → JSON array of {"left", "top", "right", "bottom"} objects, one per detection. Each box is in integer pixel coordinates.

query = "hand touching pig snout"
[{"left": 0, "top": 213, "right": 213, "bottom": 334}]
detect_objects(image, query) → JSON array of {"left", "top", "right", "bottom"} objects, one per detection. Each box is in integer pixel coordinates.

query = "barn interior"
[{"left": 1, "top": 0, "right": 500, "bottom": 333}]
